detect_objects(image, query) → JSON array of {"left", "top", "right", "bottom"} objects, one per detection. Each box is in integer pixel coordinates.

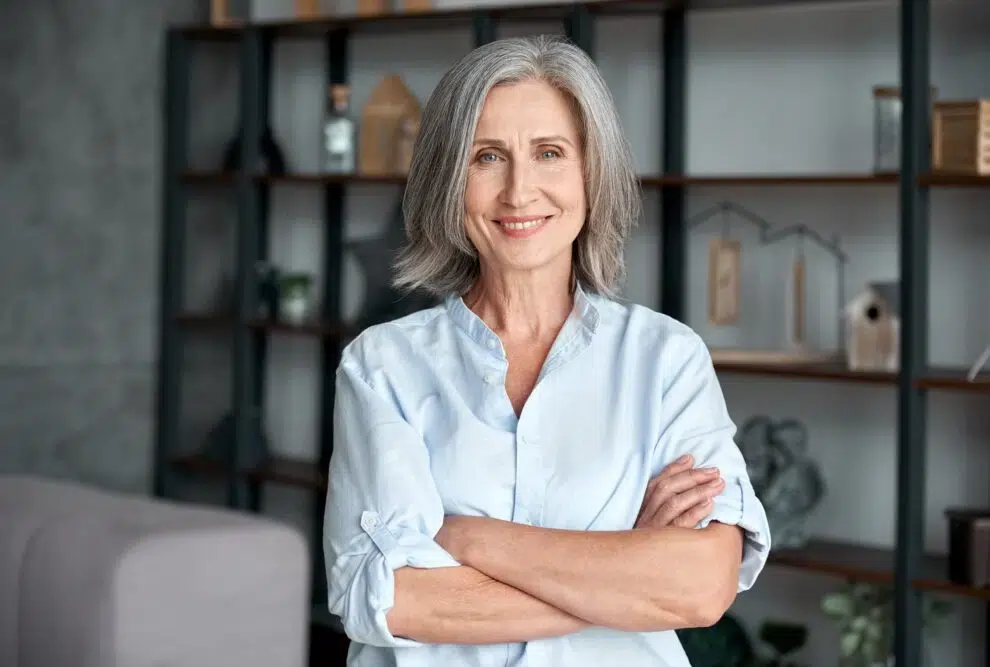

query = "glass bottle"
[{"left": 322, "top": 84, "right": 356, "bottom": 173}]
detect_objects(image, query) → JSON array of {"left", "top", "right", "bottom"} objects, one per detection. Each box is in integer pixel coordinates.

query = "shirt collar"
[{"left": 445, "top": 281, "right": 601, "bottom": 355}]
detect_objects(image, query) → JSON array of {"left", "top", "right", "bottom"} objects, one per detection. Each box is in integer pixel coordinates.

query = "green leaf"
[
  {"left": 822, "top": 592, "right": 854, "bottom": 616},
  {"left": 840, "top": 631, "right": 861, "bottom": 657}
]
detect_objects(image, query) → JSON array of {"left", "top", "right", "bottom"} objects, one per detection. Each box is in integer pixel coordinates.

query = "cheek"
[{"left": 464, "top": 171, "right": 499, "bottom": 216}]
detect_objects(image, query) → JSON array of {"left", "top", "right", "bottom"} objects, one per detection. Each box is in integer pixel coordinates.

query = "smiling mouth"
[{"left": 495, "top": 216, "right": 550, "bottom": 231}]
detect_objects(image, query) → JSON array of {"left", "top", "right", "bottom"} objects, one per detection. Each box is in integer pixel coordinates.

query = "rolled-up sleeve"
[
  {"left": 652, "top": 330, "right": 772, "bottom": 593},
  {"left": 323, "top": 349, "right": 460, "bottom": 648}
]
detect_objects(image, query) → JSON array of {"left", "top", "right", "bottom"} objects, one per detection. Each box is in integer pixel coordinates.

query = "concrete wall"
[{"left": 0, "top": 0, "right": 222, "bottom": 493}]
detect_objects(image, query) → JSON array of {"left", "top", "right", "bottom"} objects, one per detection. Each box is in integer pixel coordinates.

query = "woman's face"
[{"left": 463, "top": 79, "right": 586, "bottom": 283}]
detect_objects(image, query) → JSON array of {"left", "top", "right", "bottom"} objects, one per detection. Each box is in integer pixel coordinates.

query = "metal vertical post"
[
  {"left": 154, "top": 29, "right": 190, "bottom": 500},
  {"left": 660, "top": 9, "right": 687, "bottom": 322},
  {"left": 894, "top": 1, "right": 930, "bottom": 666},
  {"left": 245, "top": 31, "right": 275, "bottom": 515},
  {"left": 472, "top": 11, "right": 496, "bottom": 46},
  {"left": 313, "top": 26, "right": 350, "bottom": 609},
  {"left": 565, "top": 5, "right": 594, "bottom": 59},
  {"left": 231, "top": 28, "right": 265, "bottom": 511}
]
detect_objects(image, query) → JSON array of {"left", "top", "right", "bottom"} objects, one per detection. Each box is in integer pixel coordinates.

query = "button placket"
[{"left": 513, "top": 431, "right": 544, "bottom": 526}]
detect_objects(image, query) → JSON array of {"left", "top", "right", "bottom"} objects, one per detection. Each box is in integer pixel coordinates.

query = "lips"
[{"left": 495, "top": 215, "right": 550, "bottom": 231}]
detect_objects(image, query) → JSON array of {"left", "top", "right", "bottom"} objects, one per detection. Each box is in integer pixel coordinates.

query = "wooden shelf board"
[
  {"left": 710, "top": 356, "right": 990, "bottom": 392},
  {"left": 182, "top": 170, "right": 906, "bottom": 188},
  {"left": 175, "top": 0, "right": 886, "bottom": 39},
  {"left": 175, "top": 312, "right": 236, "bottom": 329},
  {"left": 172, "top": 453, "right": 325, "bottom": 491},
  {"left": 769, "top": 539, "right": 990, "bottom": 600},
  {"left": 181, "top": 170, "right": 237, "bottom": 185},
  {"left": 258, "top": 173, "right": 407, "bottom": 185},
  {"left": 247, "top": 318, "right": 356, "bottom": 339},
  {"left": 180, "top": 170, "right": 990, "bottom": 189},
  {"left": 650, "top": 173, "right": 898, "bottom": 186},
  {"left": 917, "top": 368, "right": 990, "bottom": 394},
  {"left": 769, "top": 539, "right": 897, "bottom": 583},
  {"left": 714, "top": 359, "right": 897, "bottom": 385},
  {"left": 920, "top": 172, "right": 990, "bottom": 187}
]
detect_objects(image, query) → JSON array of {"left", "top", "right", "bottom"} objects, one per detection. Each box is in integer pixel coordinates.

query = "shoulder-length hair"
[{"left": 392, "top": 34, "right": 642, "bottom": 299}]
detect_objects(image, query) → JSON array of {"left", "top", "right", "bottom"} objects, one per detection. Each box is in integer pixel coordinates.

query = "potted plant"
[
  {"left": 820, "top": 582, "right": 951, "bottom": 667},
  {"left": 278, "top": 272, "right": 315, "bottom": 325},
  {"left": 753, "top": 620, "right": 808, "bottom": 666}
]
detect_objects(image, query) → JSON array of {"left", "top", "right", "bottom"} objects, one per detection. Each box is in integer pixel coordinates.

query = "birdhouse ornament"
[{"left": 843, "top": 281, "right": 900, "bottom": 371}]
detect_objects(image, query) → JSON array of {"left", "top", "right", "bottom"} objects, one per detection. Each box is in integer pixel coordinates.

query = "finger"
[
  {"left": 672, "top": 498, "right": 715, "bottom": 529},
  {"left": 651, "top": 477, "right": 725, "bottom": 526},
  {"left": 638, "top": 458, "right": 695, "bottom": 522},
  {"left": 655, "top": 454, "right": 694, "bottom": 481},
  {"left": 641, "top": 457, "right": 700, "bottom": 508},
  {"left": 640, "top": 468, "right": 720, "bottom": 521}
]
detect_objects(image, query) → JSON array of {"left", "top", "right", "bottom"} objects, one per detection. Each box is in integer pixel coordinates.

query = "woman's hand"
[{"left": 634, "top": 454, "right": 724, "bottom": 529}]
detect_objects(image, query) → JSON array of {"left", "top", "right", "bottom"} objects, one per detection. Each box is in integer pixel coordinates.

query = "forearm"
[
  {"left": 458, "top": 520, "right": 739, "bottom": 632},
  {"left": 386, "top": 564, "right": 590, "bottom": 645}
]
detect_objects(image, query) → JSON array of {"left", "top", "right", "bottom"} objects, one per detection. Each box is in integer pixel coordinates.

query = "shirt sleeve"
[
  {"left": 652, "top": 329, "right": 772, "bottom": 593},
  {"left": 322, "top": 346, "right": 460, "bottom": 648}
]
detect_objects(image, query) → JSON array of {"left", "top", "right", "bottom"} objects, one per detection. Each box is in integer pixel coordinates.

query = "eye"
[
  {"left": 540, "top": 148, "right": 562, "bottom": 159},
  {"left": 476, "top": 151, "right": 499, "bottom": 163}
]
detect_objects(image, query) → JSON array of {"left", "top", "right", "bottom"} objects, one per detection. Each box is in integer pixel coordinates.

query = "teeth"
[{"left": 501, "top": 218, "right": 544, "bottom": 230}]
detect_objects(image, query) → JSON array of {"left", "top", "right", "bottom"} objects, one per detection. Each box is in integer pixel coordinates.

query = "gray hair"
[{"left": 392, "top": 34, "right": 642, "bottom": 299}]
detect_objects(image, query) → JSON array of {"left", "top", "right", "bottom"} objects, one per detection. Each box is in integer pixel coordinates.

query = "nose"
[{"left": 499, "top": 159, "right": 539, "bottom": 209}]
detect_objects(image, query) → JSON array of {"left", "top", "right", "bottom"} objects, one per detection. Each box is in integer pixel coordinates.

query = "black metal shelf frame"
[{"left": 155, "top": 3, "right": 985, "bottom": 666}]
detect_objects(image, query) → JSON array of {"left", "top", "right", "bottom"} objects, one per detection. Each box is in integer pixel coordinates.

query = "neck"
[{"left": 464, "top": 265, "right": 575, "bottom": 343}]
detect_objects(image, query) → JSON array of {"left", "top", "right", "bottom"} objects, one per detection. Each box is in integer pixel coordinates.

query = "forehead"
[{"left": 474, "top": 79, "right": 581, "bottom": 139}]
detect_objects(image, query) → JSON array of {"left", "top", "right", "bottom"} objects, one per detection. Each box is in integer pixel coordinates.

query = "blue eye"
[{"left": 541, "top": 149, "right": 561, "bottom": 159}]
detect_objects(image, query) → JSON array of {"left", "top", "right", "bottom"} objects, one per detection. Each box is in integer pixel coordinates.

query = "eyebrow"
[{"left": 473, "top": 135, "right": 576, "bottom": 148}]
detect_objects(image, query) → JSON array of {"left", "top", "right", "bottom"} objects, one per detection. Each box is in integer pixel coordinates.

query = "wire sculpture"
[{"left": 687, "top": 201, "right": 849, "bottom": 352}]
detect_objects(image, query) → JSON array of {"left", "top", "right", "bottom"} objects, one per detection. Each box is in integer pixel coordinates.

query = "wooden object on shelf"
[
  {"left": 792, "top": 255, "right": 805, "bottom": 345},
  {"left": 932, "top": 99, "right": 990, "bottom": 175},
  {"left": 707, "top": 237, "right": 740, "bottom": 326},
  {"left": 397, "top": 0, "right": 432, "bottom": 11},
  {"left": 709, "top": 348, "right": 842, "bottom": 365},
  {"left": 358, "top": 75, "right": 421, "bottom": 176},
  {"left": 393, "top": 114, "right": 420, "bottom": 175},
  {"left": 296, "top": 0, "right": 319, "bottom": 18},
  {"left": 843, "top": 281, "right": 900, "bottom": 372},
  {"left": 210, "top": 0, "right": 249, "bottom": 25},
  {"left": 356, "top": 0, "right": 388, "bottom": 16}
]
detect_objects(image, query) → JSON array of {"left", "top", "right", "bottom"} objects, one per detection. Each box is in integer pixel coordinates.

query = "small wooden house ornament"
[
  {"left": 843, "top": 281, "right": 900, "bottom": 371},
  {"left": 359, "top": 75, "right": 421, "bottom": 176}
]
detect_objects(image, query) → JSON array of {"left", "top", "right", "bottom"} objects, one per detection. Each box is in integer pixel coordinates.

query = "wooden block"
[
  {"left": 210, "top": 0, "right": 249, "bottom": 25},
  {"left": 932, "top": 99, "right": 990, "bottom": 175},
  {"left": 356, "top": 0, "right": 388, "bottom": 15},
  {"left": 359, "top": 75, "right": 421, "bottom": 175},
  {"left": 296, "top": 0, "right": 319, "bottom": 18},
  {"left": 707, "top": 238, "right": 740, "bottom": 326},
  {"left": 397, "top": 0, "right": 432, "bottom": 12}
]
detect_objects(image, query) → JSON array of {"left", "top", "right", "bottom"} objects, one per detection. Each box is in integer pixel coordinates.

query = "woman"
[{"left": 323, "top": 34, "right": 770, "bottom": 667}]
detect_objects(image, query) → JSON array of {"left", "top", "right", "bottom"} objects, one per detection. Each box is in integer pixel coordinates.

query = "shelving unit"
[{"left": 155, "top": 1, "right": 988, "bottom": 665}]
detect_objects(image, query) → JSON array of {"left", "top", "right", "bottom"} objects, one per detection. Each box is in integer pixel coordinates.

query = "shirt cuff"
[
  {"left": 699, "top": 478, "right": 772, "bottom": 592},
  {"left": 328, "top": 511, "right": 460, "bottom": 647}
]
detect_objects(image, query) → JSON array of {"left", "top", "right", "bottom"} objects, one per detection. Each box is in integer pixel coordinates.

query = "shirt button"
[
  {"left": 484, "top": 373, "right": 497, "bottom": 384},
  {"left": 360, "top": 511, "right": 378, "bottom": 531},
  {"left": 486, "top": 338, "right": 498, "bottom": 349}
]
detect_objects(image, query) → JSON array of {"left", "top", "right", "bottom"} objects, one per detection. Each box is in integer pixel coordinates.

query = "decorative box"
[
  {"left": 945, "top": 507, "right": 990, "bottom": 588},
  {"left": 932, "top": 99, "right": 990, "bottom": 175},
  {"left": 210, "top": 0, "right": 250, "bottom": 25}
]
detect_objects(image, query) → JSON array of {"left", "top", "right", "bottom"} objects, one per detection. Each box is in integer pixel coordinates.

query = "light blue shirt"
[{"left": 323, "top": 284, "right": 771, "bottom": 667}]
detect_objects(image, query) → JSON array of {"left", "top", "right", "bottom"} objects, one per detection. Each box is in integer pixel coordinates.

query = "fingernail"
[
  {"left": 677, "top": 454, "right": 691, "bottom": 464},
  {"left": 703, "top": 467, "right": 719, "bottom": 474}
]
